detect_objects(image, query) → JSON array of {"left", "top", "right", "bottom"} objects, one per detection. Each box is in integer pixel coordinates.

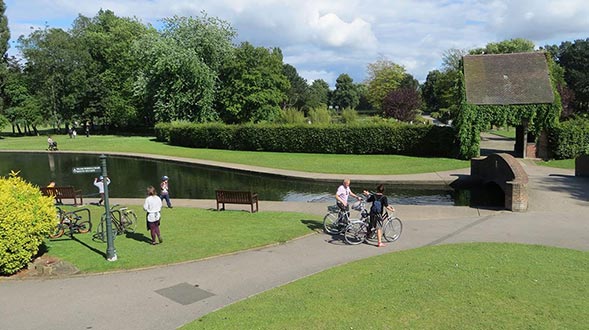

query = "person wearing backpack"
[{"left": 364, "top": 184, "right": 395, "bottom": 247}]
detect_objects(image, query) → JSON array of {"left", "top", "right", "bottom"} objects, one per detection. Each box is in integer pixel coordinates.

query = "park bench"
[
  {"left": 215, "top": 190, "right": 259, "bottom": 213},
  {"left": 40, "top": 186, "right": 84, "bottom": 206}
]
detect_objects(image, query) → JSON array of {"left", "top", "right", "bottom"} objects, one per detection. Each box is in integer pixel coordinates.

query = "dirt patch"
[{"left": 10, "top": 255, "right": 80, "bottom": 279}]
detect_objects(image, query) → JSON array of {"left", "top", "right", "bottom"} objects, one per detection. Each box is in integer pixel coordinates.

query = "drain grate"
[{"left": 155, "top": 282, "right": 215, "bottom": 305}]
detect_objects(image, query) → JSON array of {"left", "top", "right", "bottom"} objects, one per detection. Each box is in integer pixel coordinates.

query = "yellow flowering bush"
[{"left": 0, "top": 172, "right": 56, "bottom": 275}]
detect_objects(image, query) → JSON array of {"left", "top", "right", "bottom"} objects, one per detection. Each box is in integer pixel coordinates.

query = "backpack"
[{"left": 370, "top": 195, "right": 383, "bottom": 215}]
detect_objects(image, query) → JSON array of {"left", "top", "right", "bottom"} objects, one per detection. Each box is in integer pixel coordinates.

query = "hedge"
[
  {"left": 155, "top": 122, "right": 457, "bottom": 157},
  {"left": 548, "top": 118, "right": 589, "bottom": 159}
]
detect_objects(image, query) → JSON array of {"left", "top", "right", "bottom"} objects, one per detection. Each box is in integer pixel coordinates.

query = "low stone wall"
[
  {"left": 576, "top": 155, "right": 589, "bottom": 177},
  {"left": 471, "top": 153, "right": 529, "bottom": 212}
]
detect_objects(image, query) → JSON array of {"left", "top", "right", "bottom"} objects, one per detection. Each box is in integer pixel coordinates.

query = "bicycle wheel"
[
  {"left": 323, "top": 212, "right": 342, "bottom": 234},
  {"left": 383, "top": 217, "right": 403, "bottom": 242},
  {"left": 121, "top": 210, "right": 137, "bottom": 233},
  {"left": 344, "top": 221, "right": 367, "bottom": 245},
  {"left": 48, "top": 222, "right": 66, "bottom": 238},
  {"left": 76, "top": 221, "right": 92, "bottom": 234}
]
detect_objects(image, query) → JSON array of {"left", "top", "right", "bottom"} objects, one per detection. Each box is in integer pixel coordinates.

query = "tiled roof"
[{"left": 463, "top": 52, "right": 554, "bottom": 105}]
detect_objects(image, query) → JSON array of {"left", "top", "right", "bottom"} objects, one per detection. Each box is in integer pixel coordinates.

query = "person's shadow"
[{"left": 125, "top": 232, "right": 154, "bottom": 244}]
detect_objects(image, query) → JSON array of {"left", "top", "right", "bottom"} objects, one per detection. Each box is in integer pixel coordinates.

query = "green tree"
[
  {"left": 0, "top": 0, "right": 10, "bottom": 112},
  {"left": 71, "top": 10, "right": 153, "bottom": 128},
  {"left": 365, "top": 58, "right": 406, "bottom": 110},
  {"left": 282, "top": 63, "right": 308, "bottom": 111},
  {"left": 217, "top": 43, "right": 289, "bottom": 123},
  {"left": 470, "top": 38, "right": 535, "bottom": 55},
  {"left": 2, "top": 58, "right": 43, "bottom": 134},
  {"left": 421, "top": 70, "right": 442, "bottom": 113},
  {"left": 332, "top": 73, "right": 359, "bottom": 110},
  {"left": 306, "top": 79, "right": 330, "bottom": 110},
  {"left": 17, "top": 27, "right": 89, "bottom": 130},
  {"left": 557, "top": 39, "right": 589, "bottom": 114},
  {"left": 134, "top": 14, "right": 236, "bottom": 123}
]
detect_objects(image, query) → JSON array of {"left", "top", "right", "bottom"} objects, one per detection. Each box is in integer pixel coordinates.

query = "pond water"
[{"left": 0, "top": 152, "right": 501, "bottom": 206}]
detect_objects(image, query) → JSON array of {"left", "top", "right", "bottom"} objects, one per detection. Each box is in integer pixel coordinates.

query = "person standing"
[
  {"left": 144, "top": 186, "right": 163, "bottom": 245},
  {"left": 93, "top": 176, "right": 111, "bottom": 206},
  {"left": 364, "top": 184, "right": 395, "bottom": 247},
  {"left": 160, "top": 175, "right": 172, "bottom": 208},
  {"left": 335, "top": 179, "right": 360, "bottom": 213}
]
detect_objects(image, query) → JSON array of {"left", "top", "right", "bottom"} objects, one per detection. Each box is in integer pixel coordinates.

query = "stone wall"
[{"left": 471, "top": 153, "right": 529, "bottom": 212}]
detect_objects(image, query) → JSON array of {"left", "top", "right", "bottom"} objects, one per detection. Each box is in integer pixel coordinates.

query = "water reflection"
[{"left": 0, "top": 152, "right": 464, "bottom": 205}]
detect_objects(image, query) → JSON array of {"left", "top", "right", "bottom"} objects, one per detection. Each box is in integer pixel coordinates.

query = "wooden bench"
[
  {"left": 40, "top": 186, "right": 84, "bottom": 206},
  {"left": 215, "top": 190, "right": 259, "bottom": 213}
]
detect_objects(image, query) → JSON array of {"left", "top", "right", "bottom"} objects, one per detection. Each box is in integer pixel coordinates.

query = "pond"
[{"left": 0, "top": 152, "right": 501, "bottom": 206}]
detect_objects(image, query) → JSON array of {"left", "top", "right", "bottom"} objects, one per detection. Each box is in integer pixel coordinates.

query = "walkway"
[{"left": 0, "top": 155, "right": 588, "bottom": 330}]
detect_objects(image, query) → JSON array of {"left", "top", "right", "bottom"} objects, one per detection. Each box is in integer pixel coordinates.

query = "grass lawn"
[
  {"left": 45, "top": 205, "right": 321, "bottom": 273},
  {"left": 536, "top": 158, "right": 575, "bottom": 170},
  {"left": 0, "top": 134, "right": 469, "bottom": 175},
  {"left": 185, "top": 243, "right": 589, "bottom": 329},
  {"left": 488, "top": 127, "right": 516, "bottom": 139}
]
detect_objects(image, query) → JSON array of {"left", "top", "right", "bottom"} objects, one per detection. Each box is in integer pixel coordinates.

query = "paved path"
[{"left": 1, "top": 155, "right": 588, "bottom": 330}]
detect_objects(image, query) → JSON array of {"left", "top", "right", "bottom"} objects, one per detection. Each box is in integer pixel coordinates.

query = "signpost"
[{"left": 72, "top": 155, "right": 117, "bottom": 261}]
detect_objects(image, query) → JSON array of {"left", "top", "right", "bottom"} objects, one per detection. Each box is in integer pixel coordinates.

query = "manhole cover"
[{"left": 155, "top": 282, "right": 215, "bottom": 305}]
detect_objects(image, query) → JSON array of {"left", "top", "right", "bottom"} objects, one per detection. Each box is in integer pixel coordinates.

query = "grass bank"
[
  {"left": 45, "top": 205, "right": 321, "bottom": 273},
  {"left": 0, "top": 134, "right": 469, "bottom": 175},
  {"left": 186, "top": 243, "right": 589, "bottom": 329}
]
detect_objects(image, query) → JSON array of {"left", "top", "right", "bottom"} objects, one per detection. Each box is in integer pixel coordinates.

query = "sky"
[{"left": 4, "top": 0, "right": 589, "bottom": 87}]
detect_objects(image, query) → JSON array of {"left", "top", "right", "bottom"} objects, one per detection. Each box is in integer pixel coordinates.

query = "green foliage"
[
  {"left": 365, "top": 57, "right": 406, "bottom": 110},
  {"left": 331, "top": 74, "right": 359, "bottom": 110},
  {"left": 155, "top": 122, "right": 457, "bottom": 157},
  {"left": 306, "top": 79, "right": 330, "bottom": 111},
  {"left": 557, "top": 38, "right": 589, "bottom": 114},
  {"left": 340, "top": 108, "right": 358, "bottom": 124},
  {"left": 276, "top": 108, "right": 306, "bottom": 124},
  {"left": 217, "top": 43, "right": 289, "bottom": 123},
  {"left": 0, "top": 172, "right": 55, "bottom": 275},
  {"left": 470, "top": 38, "right": 535, "bottom": 55},
  {"left": 282, "top": 64, "right": 308, "bottom": 110},
  {"left": 548, "top": 117, "right": 589, "bottom": 159},
  {"left": 307, "top": 106, "right": 331, "bottom": 124}
]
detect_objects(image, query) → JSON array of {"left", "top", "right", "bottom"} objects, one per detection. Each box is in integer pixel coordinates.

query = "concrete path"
[{"left": 1, "top": 156, "right": 588, "bottom": 330}]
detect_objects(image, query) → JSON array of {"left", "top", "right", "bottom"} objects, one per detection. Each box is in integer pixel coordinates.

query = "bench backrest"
[
  {"left": 215, "top": 190, "right": 256, "bottom": 202},
  {"left": 40, "top": 186, "right": 79, "bottom": 196}
]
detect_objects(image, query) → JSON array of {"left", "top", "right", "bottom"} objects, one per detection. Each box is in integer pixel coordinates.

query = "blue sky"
[{"left": 4, "top": 0, "right": 589, "bottom": 87}]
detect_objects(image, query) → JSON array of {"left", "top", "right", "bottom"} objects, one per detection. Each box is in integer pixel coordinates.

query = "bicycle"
[
  {"left": 323, "top": 198, "right": 367, "bottom": 235},
  {"left": 344, "top": 211, "right": 403, "bottom": 245},
  {"left": 49, "top": 207, "right": 92, "bottom": 238},
  {"left": 93, "top": 204, "right": 138, "bottom": 242}
]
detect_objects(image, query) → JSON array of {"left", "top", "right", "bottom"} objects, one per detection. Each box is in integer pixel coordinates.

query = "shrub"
[
  {"left": 308, "top": 106, "right": 331, "bottom": 124},
  {"left": 549, "top": 117, "right": 589, "bottom": 159},
  {"left": 0, "top": 172, "right": 55, "bottom": 275},
  {"left": 276, "top": 108, "right": 306, "bottom": 124},
  {"left": 341, "top": 108, "right": 359, "bottom": 124}
]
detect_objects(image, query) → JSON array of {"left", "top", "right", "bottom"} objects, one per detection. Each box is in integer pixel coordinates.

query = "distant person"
[
  {"left": 160, "top": 176, "right": 172, "bottom": 208},
  {"left": 144, "top": 186, "right": 163, "bottom": 245},
  {"left": 335, "top": 179, "right": 360, "bottom": 214},
  {"left": 84, "top": 121, "right": 90, "bottom": 137},
  {"left": 72, "top": 129, "right": 77, "bottom": 138},
  {"left": 93, "top": 176, "right": 111, "bottom": 206},
  {"left": 363, "top": 184, "right": 395, "bottom": 247},
  {"left": 47, "top": 136, "right": 58, "bottom": 151},
  {"left": 68, "top": 127, "right": 73, "bottom": 138}
]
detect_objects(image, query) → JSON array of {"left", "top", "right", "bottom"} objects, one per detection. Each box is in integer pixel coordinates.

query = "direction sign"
[{"left": 72, "top": 166, "right": 101, "bottom": 174}]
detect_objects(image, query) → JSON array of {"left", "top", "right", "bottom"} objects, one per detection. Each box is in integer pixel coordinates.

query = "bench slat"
[
  {"left": 215, "top": 190, "right": 258, "bottom": 213},
  {"left": 40, "top": 186, "right": 83, "bottom": 206}
]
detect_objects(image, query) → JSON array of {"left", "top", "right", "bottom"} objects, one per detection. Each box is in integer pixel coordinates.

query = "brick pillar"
[{"left": 505, "top": 182, "right": 528, "bottom": 212}]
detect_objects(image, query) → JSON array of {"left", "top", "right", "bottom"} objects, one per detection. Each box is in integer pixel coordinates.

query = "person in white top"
[
  {"left": 335, "top": 178, "right": 360, "bottom": 212},
  {"left": 93, "top": 176, "right": 111, "bottom": 206},
  {"left": 143, "top": 186, "right": 163, "bottom": 245}
]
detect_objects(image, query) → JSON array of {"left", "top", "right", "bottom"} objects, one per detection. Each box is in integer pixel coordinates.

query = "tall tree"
[
  {"left": 306, "top": 79, "right": 330, "bottom": 110},
  {"left": 365, "top": 57, "right": 406, "bottom": 110},
  {"left": 0, "top": 0, "right": 10, "bottom": 113},
  {"left": 557, "top": 39, "right": 589, "bottom": 114},
  {"left": 282, "top": 63, "right": 308, "bottom": 110},
  {"left": 332, "top": 73, "right": 359, "bottom": 110},
  {"left": 217, "top": 43, "right": 289, "bottom": 123},
  {"left": 470, "top": 38, "right": 535, "bottom": 55},
  {"left": 71, "top": 10, "right": 153, "bottom": 128},
  {"left": 382, "top": 87, "right": 422, "bottom": 122}
]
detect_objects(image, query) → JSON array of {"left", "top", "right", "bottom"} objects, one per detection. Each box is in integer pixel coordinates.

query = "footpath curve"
[{"left": 0, "top": 152, "right": 588, "bottom": 330}]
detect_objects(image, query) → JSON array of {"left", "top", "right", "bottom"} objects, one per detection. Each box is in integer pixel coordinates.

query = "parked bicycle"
[
  {"left": 93, "top": 204, "right": 138, "bottom": 242},
  {"left": 344, "top": 211, "right": 403, "bottom": 245},
  {"left": 49, "top": 207, "right": 92, "bottom": 238},
  {"left": 323, "top": 197, "right": 367, "bottom": 235}
]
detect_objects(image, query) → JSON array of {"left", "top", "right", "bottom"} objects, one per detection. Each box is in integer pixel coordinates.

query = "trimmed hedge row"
[
  {"left": 549, "top": 118, "right": 589, "bottom": 159},
  {"left": 155, "top": 122, "right": 457, "bottom": 157}
]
